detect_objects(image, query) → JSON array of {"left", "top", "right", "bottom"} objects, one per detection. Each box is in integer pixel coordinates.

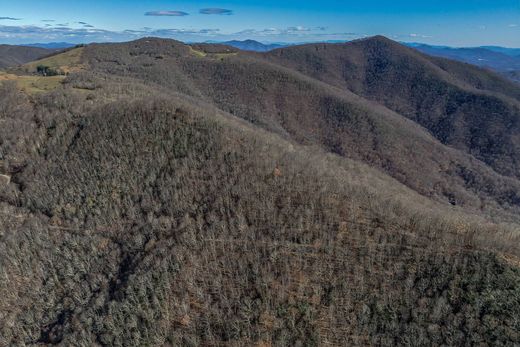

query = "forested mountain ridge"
[
  {"left": 0, "top": 45, "right": 53, "bottom": 69},
  {"left": 78, "top": 37, "right": 520, "bottom": 221},
  {"left": 1, "top": 36, "right": 520, "bottom": 346},
  {"left": 264, "top": 36, "right": 520, "bottom": 177}
]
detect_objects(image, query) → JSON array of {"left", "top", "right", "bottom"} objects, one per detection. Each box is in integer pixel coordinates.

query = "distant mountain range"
[
  {"left": 21, "top": 42, "right": 76, "bottom": 49},
  {"left": 218, "top": 39, "right": 350, "bottom": 52},
  {"left": 220, "top": 39, "right": 286, "bottom": 52},
  {"left": 481, "top": 46, "right": 520, "bottom": 57},
  {"left": 404, "top": 43, "right": 520, "bottom": 82},
  {"left": 405, "top": 44, "right": 520, "bottom": 65}
]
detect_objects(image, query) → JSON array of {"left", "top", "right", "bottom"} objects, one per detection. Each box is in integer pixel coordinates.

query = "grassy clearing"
[
  {"left": 189, "top": 47, "right": 237, "bottom": 60},
  {"left": 0, "top": 71, "right": 64, "bottom": 93},
  {"left": 189, "top": 47, "right": 207, "bottom": 58},
  {"left": 16, "top": 75, "right": 65, "bottom": 93},
  {"left": 0, "top": 47, "right": 83, "bottom": 94},
  {"left": 22, "top": 47, "right": 85, "bottom": 74},
  {"left": 214, "top": 52, "right": 238, "bottom": 59}
]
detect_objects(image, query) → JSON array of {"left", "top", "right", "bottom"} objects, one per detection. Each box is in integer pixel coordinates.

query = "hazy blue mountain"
[
  {"left": 0, "top": 45, "right": 52, "bottom": 68},
  {"left": 405, "top": 43, "right": 520, "bottom": 75},
  {"left": 481, "top": 46, "right": 520, "bottom": 57},
  {"left": 21, "top": 42, "right": 76, "bottom": 49},
  {"left": 221, "top": 39, "right": 286, "bottom": 52}
]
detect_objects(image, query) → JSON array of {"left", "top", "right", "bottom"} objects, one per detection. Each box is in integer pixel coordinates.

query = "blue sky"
[{"left": 0, "top": 0, "right": 519, "bottom": 46}]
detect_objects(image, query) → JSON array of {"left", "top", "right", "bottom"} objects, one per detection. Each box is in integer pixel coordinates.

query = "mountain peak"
[{"left": 353, "top": 35, "right": 405, "bottom": 49}]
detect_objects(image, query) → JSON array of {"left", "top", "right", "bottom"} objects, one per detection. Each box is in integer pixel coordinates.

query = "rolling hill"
[{"left": 1, "top": 36, "right": 520, "bottom": 346}]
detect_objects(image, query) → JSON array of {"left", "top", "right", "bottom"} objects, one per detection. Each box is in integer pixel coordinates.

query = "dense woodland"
[{"left": 1, "top": 36, "right": 520, "bottom": 346}]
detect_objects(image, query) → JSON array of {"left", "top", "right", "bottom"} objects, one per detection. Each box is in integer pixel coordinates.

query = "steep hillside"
[
  {"left": 0, "top": 45, "right": 52, "bottom": 69},
  {"left": 264, "top": 36, "right": 520, "bottom": 180},
  {"left": 1, "top": 78, "right": 520, "bottom": 346},
  {"left": 77, "top": 38, "right": 520, "bottom": 222}
]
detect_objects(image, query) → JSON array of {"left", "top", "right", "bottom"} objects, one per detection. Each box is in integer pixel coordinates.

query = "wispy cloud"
[
  {"left": 135, "top": 28, "right": 220, "bottom": 36},
  {"left": 235, "top": 26, "right": 355, "bottom": 38},
  {"left": 41, "top": 19, "right": 55, "bottom": 23},
  {"left": 0, "top": 24, "right": 106, "bottom": 35},
  {"left": 287, "top": 26, "right": 311, "bottom": 32},
  {"left": 145, "top": 11, "right": 189, "bottom": 17},
  {"left": 0, "top": 23, "right": 359, "bottom": 44},
  {"left": 199, "top": 8, "right": 233, "bottom": 15},
  {"left": 0, "top": 17, "right": 21, "bottom": 21},
  {"left": 409, "top": 33, "right": 432, "bottom": 38},
  {"left": 77, "top": 21, "right": 94, "bottom": 28},
  {"left": 0, "top": 24, "right": 121, "bottom": 43},
  {"left": 509, "top": 24, "right": 518, "bottom": 28}
]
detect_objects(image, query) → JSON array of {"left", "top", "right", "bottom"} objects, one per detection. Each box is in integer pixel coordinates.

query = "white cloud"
[{"left": 409, "top": 33, "right": 432, "bottom": 39}]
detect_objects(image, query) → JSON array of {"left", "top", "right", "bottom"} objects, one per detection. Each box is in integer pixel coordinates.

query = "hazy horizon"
[{"left": 8, "top": 37, "right": 520, "bottom": 50}]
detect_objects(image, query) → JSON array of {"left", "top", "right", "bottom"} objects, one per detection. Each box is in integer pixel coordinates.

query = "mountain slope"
[
  {"left": 1, "top": 79, "right": 520, "bottom": 346},
  {"left": 263, "top": 36, "right": 520, "bottom": 180},
  {"left": 76, "top": 37, "right": 520, "bottom": 221},
  {"left": 0, "top": 44, "right": 53, "bottom": 69}
]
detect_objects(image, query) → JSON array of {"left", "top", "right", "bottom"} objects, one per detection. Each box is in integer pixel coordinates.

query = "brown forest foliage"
[{"left": 1, "top": 36, "right": 520, "bottom": 346}]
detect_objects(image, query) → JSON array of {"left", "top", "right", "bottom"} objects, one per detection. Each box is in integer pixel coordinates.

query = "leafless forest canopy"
[{"left": 1, "top": 36, "right": 520, "bottom": 346}]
